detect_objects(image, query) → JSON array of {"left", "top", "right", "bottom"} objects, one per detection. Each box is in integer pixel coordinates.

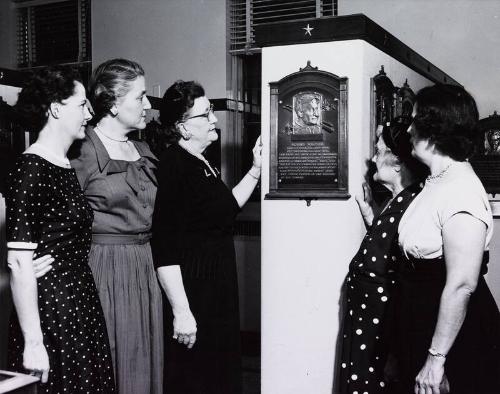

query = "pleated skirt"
[
  {"left": 89, "top": 241, "right": 163, "bottom": 394},
  {"left": 163, "top": 237, "right": 242, "bottom": 394}
]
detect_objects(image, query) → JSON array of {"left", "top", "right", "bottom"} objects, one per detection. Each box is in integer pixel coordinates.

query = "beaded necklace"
[
  {"left": 179, "top": 144, "right": 218, "bottom": 177},
  {"left": 426, "top": 162, "right": 454, "bottom": 182}
]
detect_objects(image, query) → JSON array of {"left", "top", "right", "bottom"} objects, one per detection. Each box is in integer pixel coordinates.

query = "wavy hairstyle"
[
  {"left": 88, "top": 58, "right": 144, "bottom": 124},
  {"left": 14, "top": 66, "right": 82, "bottom": 133},
  {"left": 159, "top": 80, "right": 205, "bottom": 143},
  {"left": 412, "top": 84, "right": 479, "bottom": 161}
]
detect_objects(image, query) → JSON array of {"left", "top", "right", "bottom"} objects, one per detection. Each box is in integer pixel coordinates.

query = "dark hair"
[
  {"left": 14, "top": 66, "right": 82, "bottom": 133},
  {"left": 89, "top": 58, "right": 145, "bottom": 123},
  {"left": 413, "top": 84, "right": 479, "bottom": 161},
  {"left": 159, "top": 80, "right": 205, "bottom": 142},
  {"left": 382, "top": 117, "right": 428, "bottom": 179}
]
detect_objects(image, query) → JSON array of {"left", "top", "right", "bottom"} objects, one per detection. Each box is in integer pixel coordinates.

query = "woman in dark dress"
[
  {"left": 6, "top": 66, "right": 115, "bottom": 393},
  {"left": 151, "top": 80, "right": 261, "bottom": 394},
  {"left": 396, "top": 84, "right": 500, "bottom": 394},
  {"left": 339, "top": 118, "right": 427, "bottom": 394}
]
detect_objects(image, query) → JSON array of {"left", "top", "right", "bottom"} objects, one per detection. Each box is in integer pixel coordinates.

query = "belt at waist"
[
  {"left": 92, "top": 233, "right": 152, "bottom": 245},
  {"left": 399, "top": 251, "right": 489, "bottom": 277}
]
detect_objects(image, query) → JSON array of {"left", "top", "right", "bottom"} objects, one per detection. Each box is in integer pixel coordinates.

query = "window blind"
[
  {"left": 229, "top": 0, "right": 338, "bottom": 53},
  {"left": 16, "top": 0, "right": 91, "bottom": 68}
]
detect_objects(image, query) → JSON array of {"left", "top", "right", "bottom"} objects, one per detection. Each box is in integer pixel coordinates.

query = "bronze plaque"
[
  {"left": 266, "top": 62, "right": 348, "bottom": 200},
  {"left": 470, "top": 111, "right": 500, "bottom": 194}
]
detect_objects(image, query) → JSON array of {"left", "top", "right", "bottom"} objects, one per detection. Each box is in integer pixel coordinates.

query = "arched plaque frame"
[{"left": 265, "top": 61, "right": 349, "bottom": 202}]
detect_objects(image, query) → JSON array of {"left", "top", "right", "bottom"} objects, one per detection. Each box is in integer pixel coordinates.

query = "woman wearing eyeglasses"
[
  {"left": 338, "top": 118, "right": 427, "bottom": 394},
  {"left": 152, "top": 80, "right": 261, "bottom": 394}
]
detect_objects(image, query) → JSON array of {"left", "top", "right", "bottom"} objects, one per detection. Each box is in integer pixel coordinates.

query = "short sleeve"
[
  {"left": 69, "top": 138, "right": 98, "bottom": 191},
  {"left": 439, "top": 188, "right": 492, "bottom": 229},
  {"left": 5, "top": 156, "right": 44, "bottom": 250}
]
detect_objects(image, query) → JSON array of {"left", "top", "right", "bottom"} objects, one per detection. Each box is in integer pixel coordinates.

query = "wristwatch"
[{"left": 428, "top": 347, "right": 447, "bottom": 358}]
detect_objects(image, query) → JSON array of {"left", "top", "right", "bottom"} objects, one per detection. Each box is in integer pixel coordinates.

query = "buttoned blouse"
[{"left": 69, "top": 127, "right": 158, "bottom": 235}]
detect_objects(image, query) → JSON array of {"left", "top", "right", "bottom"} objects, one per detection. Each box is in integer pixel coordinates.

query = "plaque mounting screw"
[{"left": 302, "top": 198, "right": 317, "bottom": 207}]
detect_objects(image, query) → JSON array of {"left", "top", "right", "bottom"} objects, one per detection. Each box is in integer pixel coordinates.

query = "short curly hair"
[
  {"left": 88, "top": 58, "right": 144, "bottom": 124},
  {"left": 14, "top": 66, "right": 82, "bottom": 133},
  {"left": 159, "top": 80, "right": 205, "bottom": 142},
  {"left": 412, "top": 84, "right": 479, "bottom": 161}
]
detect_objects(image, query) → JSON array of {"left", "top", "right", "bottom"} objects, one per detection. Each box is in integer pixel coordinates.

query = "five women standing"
[{"left": 6, "top": 61, "right": 499, "bottom": 394}]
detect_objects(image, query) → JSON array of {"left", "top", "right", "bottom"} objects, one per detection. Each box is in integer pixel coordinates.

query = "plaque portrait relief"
[
  {"left": 266, "top": 62, "right": 348, "bottom": 201},
  {"left": 485, "top": 128, "right": 500, "bottom": 155},
  {"left": 292, "top": 92, "right": 322, "bottom": 134},
  {"left": 470, "top": 111, "right": 500, "bottom": 195}
]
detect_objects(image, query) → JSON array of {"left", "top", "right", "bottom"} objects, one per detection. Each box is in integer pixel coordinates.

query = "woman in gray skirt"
[{"left": 69, "top": 58, "right": 163, "bottom": 394}]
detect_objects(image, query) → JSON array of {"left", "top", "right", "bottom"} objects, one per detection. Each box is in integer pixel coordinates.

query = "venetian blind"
[
  {"left": 15, "top": 0, "right": 91, "bottom": 69},
  {"left": 229, "top": 0, "right": 338, "bottom": 53}
]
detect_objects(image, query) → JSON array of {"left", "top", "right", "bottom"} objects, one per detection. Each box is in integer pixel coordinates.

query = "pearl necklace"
[
  {"left": 179, "top": 144, "right": 218, "bottom": 177},
  {"left": 426, "top": 162, "right": 453, "bottom": 182},
  {"left": 95, "top": 126, "right": 129, "bottom": 142}
]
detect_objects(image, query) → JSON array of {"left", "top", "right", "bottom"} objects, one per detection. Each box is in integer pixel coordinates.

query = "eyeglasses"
[{"left": 184, "top": 103, "right": 214, "bottom": 121}]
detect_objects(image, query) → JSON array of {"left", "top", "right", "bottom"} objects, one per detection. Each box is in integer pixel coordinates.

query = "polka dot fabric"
[
  {"left": 338, "top": 183, "right": 421, "bottom": 394},
  {"left": 6, "top": 154, "right": 115, "bottom": 393}
]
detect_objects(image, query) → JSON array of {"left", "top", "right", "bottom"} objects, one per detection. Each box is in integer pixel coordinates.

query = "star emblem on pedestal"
[{"left": 303, "top": 24, "right": 314, "bottom": 36}]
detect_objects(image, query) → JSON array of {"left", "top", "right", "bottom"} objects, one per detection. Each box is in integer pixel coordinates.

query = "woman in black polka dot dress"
[
  {"left": 6, "top": 67, "right": 115, "bottom": 393},
  {"left": 338, "top": 119, "right": 427, "bottom": 394}
]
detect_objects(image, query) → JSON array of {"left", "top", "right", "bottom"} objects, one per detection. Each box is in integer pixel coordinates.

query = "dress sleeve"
[
  {"left": 5, "top": 157, "right": 43, "bottom": 250},
  {"left": 69, "top": 138, "right": 98, "bottom": 191},
  {"left": 230, "top": 190, "right": 241, "bottom": 217},
  {"left": 151, "top": 153, "right": 187, "bottom": 268},
  {"left": 438, "top": 187, "right": 492, "bottom": 229}
]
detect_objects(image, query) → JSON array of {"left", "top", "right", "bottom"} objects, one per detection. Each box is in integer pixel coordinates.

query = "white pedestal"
[{"left": 260, "top": 40, "right": 432, "bottom": 394}]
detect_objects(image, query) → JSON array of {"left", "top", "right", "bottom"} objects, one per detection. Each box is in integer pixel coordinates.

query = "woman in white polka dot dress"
[
  {"left": 6, "top": 67, "right": 115, "bottom": 393},
  {"left": 339, "top": 118, "right": 427, "bottom": 394}
]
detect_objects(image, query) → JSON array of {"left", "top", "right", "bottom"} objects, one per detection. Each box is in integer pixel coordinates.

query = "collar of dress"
[{"left": 85, "top": 126, "right": 158, "bottom": 191}]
